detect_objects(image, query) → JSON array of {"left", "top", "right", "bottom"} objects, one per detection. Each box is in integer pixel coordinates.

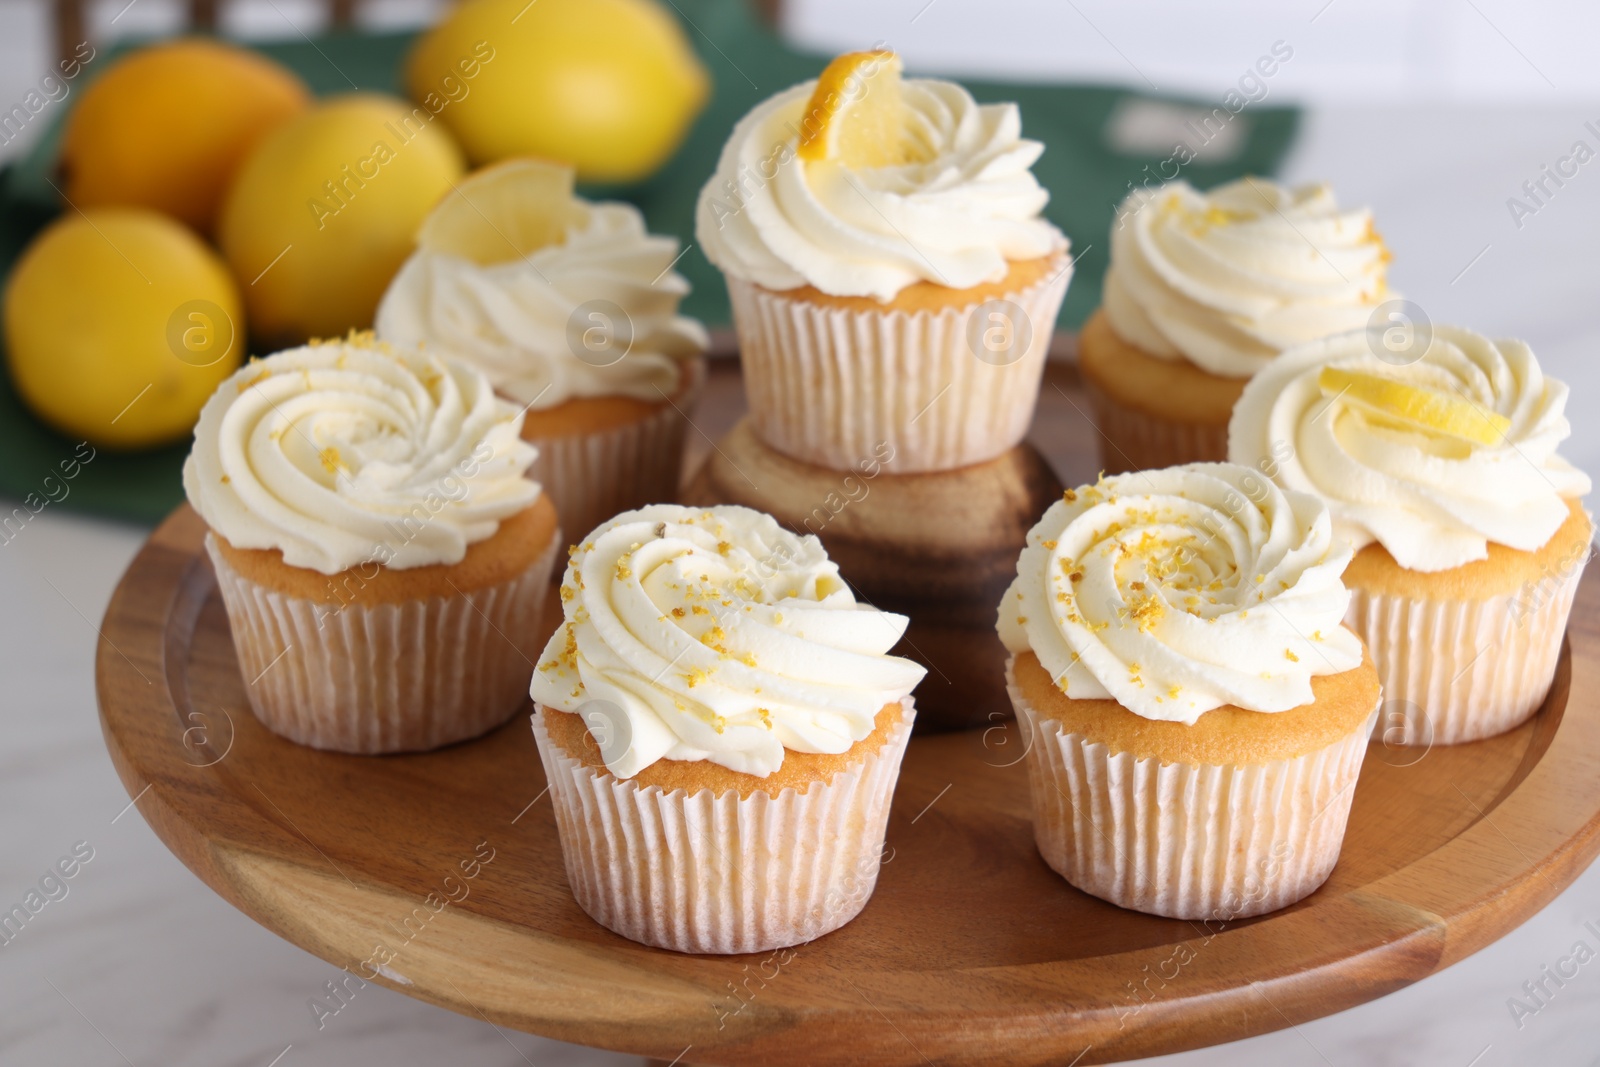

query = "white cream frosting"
[
  {"left": 183, "top": 337, "right": 540, "bottom": 575},
  {"left": 376, "top": 201, "right": 708, "bottom": 409},
  {"left": 1229, "top": 325, "right": 1591, "bottom": 572},
  {"left": 1103, "top": 179, "right": 1391, "bottom": 378},
  {"left": 530, "top": 504, "right": 926, "bottom": 778},
  {"left": 696, "top": 78, "right": 1065, "bottom": 301},
  {"left": 999, "top": 464, "right": 1363, "bottom": 723}
]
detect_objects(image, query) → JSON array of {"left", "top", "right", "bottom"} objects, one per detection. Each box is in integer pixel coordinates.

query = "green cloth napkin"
[{"left": 0, "top": 0, "right": 1298, "bottom": 525}]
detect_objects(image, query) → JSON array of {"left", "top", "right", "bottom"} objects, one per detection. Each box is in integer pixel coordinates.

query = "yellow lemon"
[
  {"left": 61, "top": 38, "right": 311, "bottom": 235},
  {"left": 405, "top": 0, "right": 709, "bottom": 183},
  {"left": 218, "top": 93, "right": 465, "bottom": 348},
  {"left": 1318, "top": 366, "right": 1510, "bottom": 446},
  {"left": 5, "top": 209, "right": 244, "bottom": 449},
  {"left": 797, "top": 50, "right": 926, "bottom": 169},
  {"left": 418, "top": 157, "right": 578, "bottom": 265}
]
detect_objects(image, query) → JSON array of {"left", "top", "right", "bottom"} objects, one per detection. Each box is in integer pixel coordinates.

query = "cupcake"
[
  {"left": 999, "top": 464, "right": 1379, "bottom": 919},
  {"left": 1230, "top": 325, "right": 1592, "bottom": 744},
  {"left": 1081, "top": 178, "right": 1391, "bottom": 472},
  {"left": 530, "top": 504, "right": 926, "bottom": 953},
  {"left": 696, "top": 50, "right": 1070, "bottom": 473},
  {"left": 184, "top": 332, "right": 559, "bottom": 753},
  {"left": 377, "top": 159, "right": 708, "bottom": 546}
]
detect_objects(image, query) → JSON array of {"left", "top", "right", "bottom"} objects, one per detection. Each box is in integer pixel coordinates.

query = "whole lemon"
[
  {"left": 405, "top": 0, "right": 709, "bottom": 183},
  {"left": 5, "top": 209, "right": 245, "bottom": 449},
  {"left": 218, "top": 93, "right": 465, "bottom": 348},
  {"left": 61, "top": 38, "right": 311, "bottom": 235}
]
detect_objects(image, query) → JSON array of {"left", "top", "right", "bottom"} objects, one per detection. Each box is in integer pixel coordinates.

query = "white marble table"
[{"left": 7, "top": 3, "right": 1600, "bottom": 1063}]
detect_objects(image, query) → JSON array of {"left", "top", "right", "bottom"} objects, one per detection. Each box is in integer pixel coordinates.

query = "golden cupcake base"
[{"left": 1077, "top": 308, "right": 1241, "bottom": 471}]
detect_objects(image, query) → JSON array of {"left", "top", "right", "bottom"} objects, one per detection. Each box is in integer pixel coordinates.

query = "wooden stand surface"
[{"left": 96, "top": 360, "right": 1600, "bottom": 1066}]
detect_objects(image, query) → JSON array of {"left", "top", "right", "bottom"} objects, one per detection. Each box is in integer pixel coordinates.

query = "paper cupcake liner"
[
  {"left": 1007, "top": 658, "right": 1375, "bottom": 920},
  {"left": 526, "top": 358, "right": 706, "bottom": 547},
  {"left": 727, "top": 266, "right": 1070, "bottom": 473},
  {"left": 1082, "top": 378, "right": 1229, "bottom": 474},
  {"left": 207, "top": 533, "right": 558, "bottom": 753},
  {"left": 531, "top": 699, "right": 916, "bottom": 954},
  {"left": 1345, "top": 557, "right": 1584, "bottom": 746}
]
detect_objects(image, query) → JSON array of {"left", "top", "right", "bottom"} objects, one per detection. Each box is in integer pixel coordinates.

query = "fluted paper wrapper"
[
  {"left": 207, "top": 534, "right": 558, "bottom": 753},
  {"left": 526, "top": 358, "right": 706, "bottom": 547},
  {"left": 1083, "top": 378, "right": 1228, "bottom": 474},
  {"left": 532, "top": 699, "right": 915, "bottom": 954},
  {"left": 1345, "top": 557, "right": 1584, "bottom": 746},
  {"left": 727, "top": 267, "right": 1069, "bottom": 473},
  {"left": 1007, "top": 659, "right": 1374, "bottom": 920}
]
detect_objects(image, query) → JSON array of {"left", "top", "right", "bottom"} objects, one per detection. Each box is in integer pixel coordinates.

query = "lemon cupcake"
[
  {"left": 1000, "top": 464, "right": 1379, "bottom": 919},
  {"left": 1231, "top": 325, "right": 1592, "bottom": 744},
  {"left": 1081, "top": 179, "right": 1391, "bottom": 472},
  {"left": 696, "top": 50, "right": 1070, "bottom": 473},
  {"left": 184, "top": 332, "right": 559, "bottom": 753},
  {"left": 377, "top": 160, "right": 708, "bottom": 545},
  {"left": 530, "top": 504, "right": 926, "bottom": 954}
]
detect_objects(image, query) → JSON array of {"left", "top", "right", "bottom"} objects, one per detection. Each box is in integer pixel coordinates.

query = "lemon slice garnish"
[
  {"left": 417, "top": 157, "right": 577, "bottom": 266},
  {"left": 1318, "top": 366, "right": 1510, "bottom": 446},
  {"left": 796, "top": 50, "right": 925, "bottom": 169}
]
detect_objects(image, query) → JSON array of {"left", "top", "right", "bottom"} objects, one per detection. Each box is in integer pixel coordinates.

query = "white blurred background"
[{"left": 6, "top": 0, "right": 1600, "bottom": 112}]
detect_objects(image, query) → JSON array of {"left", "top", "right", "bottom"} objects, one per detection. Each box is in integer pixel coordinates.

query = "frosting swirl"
[
  {"left": 530, "top": 504, "right": 926, "bottom": 778},
  {"left": 1103, "top": 179, "right": 1391, "bottom": 378},
  {"left": 376, "top": 201, "right": 708, "bottom": 409},
  {"left": 696, "top": 79, "right": 1064, "bottom": 300},
  {"left": 183, "top": 335, "right": 540, "bottom": 575},
  {"left": 1229, "top": 325, "right": 1591, "bottom": 572},
  {"left": 999, "top": 464, "right": 1363, "bottom": 723}
]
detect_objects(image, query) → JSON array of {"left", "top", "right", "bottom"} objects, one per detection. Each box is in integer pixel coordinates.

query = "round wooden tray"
[{"left": 96, "top": 361, "right": 1600, "bottom": 1066}]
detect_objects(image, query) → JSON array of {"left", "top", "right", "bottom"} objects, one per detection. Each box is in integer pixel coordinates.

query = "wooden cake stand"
[{"left": 96, "top": 358, "right": 1600, "bottom": 1066}]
